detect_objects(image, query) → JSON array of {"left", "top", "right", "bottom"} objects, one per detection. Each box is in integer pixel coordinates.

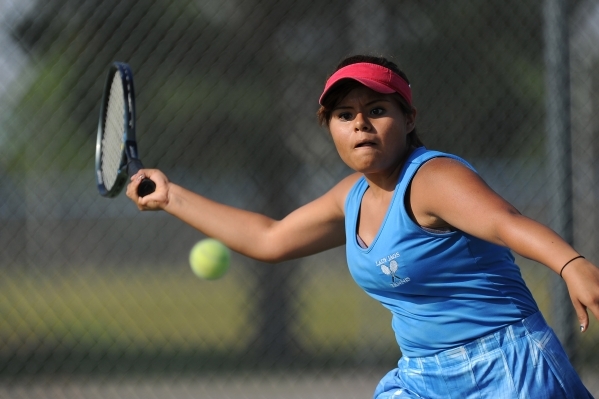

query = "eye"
[
  {"left": 337, "top": 111, "right": 353, "bottom": 121},
  {"left": 370, "top": 107, "right": 385, "bottom": 116}
]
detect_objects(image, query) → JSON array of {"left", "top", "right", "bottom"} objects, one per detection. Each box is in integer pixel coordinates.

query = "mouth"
[{"left": 355, "top": 141, "right": 376, "bottom": 148}]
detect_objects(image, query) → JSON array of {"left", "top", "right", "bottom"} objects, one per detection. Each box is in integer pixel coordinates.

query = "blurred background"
[{"left": 1, "top": 0, "right": 598, "bottom": 397}]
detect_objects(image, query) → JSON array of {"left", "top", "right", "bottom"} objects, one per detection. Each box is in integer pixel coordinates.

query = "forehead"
[{"left": 335, "top": 86, "right": 394, "bottom": 107}]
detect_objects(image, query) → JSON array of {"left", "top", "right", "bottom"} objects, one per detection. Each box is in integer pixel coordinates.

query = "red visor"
[{"left": 319, "top": 62, "right": 412, "bottom": 106}]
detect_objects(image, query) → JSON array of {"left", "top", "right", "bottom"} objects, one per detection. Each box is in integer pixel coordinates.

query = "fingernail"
[
  {"left": 138, "top": 174, "right": 145, "bottom": 180},
  {"left": 580, "top": 325, "right": 585, "bottom": 332}
]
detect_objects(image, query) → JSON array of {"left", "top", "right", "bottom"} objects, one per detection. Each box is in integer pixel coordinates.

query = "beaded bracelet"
[{"left": 559, "top": 255, "right": 585, "bottom": 278}]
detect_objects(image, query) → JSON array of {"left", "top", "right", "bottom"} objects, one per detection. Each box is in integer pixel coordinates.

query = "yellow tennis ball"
[{"left": 189, "top": 239, "right": 231, "bottom": 280}]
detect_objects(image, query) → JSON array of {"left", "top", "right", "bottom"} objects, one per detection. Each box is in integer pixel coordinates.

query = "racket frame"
[{"left": 95, "top": 62, "right": 153, "bottom": 197}]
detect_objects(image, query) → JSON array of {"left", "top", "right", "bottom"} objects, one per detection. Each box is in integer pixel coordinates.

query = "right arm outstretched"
[{"left": 126, "top": 169, "right": 358, "bottom": 263}]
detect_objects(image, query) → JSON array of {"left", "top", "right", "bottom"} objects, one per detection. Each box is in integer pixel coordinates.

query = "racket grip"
[
  {"left": 138, "top": 178, "right": 156, "bottom": 197},
  {"left": 127, "top": 159, "right": 156, "bottom": 197}
]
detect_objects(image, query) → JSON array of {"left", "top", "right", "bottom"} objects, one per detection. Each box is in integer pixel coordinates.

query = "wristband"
[{"left": 559, "top": 255, "right": 585, "bottom": 278}]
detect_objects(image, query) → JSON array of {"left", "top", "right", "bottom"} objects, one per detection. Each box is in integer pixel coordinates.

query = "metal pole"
[{"left": 543, "top": 0, "right": 576, "bottom": 358}]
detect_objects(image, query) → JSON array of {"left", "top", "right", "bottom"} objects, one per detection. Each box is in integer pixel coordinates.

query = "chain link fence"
[{"left": 0, "top": 0, "right": 598, "bottom": 397}]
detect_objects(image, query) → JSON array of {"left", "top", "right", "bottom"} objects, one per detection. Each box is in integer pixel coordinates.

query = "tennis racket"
[{"left": 95, "top": 62, "right": 155, "bottom": 198}]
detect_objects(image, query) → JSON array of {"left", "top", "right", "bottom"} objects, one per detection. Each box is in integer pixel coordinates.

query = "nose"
[{"left": 354, "top": 112, "right": 372, "bottom": 132}]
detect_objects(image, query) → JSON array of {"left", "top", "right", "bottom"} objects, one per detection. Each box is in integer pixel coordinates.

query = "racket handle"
[
  {"left": 127, "top": 159, "right": 156, "bottom": 197},
  {"left": 138, "top": 178, "right": 156, "bottom": 197}
]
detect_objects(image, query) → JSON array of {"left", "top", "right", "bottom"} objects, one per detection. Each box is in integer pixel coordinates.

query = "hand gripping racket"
[{"left": 95, "top": 62, "right": 155, "bottom": 198}]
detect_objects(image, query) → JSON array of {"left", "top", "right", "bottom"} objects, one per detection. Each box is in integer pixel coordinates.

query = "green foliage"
[
  {"left": 4, "top": 0, "right": 288, "bottom": 174},
  {"left": 2, "top": 55, "right": 93, "bottom": 172}
]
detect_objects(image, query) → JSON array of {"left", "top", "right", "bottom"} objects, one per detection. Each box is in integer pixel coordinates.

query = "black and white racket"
[{"left": 95, "top": 62, "right": 155, "bottom": 198}]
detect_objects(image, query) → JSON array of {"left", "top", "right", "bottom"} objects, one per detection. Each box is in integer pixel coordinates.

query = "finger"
[
  {"left": 138, "top": 196, "right": 161, "bottom": 211},
  {"left": 127, "top": 176, "right": 150, "bottom": 210},
  {"left": 137, "top": 186, "right": 161, "bottom": 209},
  {"left": 132, "top": 172, "right": 146, "bottom": 182},
  {"left": 572, "top": 299, "right": 589, "bottom": 333},
  {"left": 126, "top": 176, "right": 141, "bottom": 199},
  {"left": 138, "top": 195, "right": 147, "bottom": 207}
]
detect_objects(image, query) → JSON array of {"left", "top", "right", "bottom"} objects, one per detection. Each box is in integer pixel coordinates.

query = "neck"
[{"left": 363, "top": 147, "right": 414, "bottom": 196}]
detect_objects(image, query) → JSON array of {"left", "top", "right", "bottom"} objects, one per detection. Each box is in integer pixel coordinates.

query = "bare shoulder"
[
  {"left": 323, "top": 172, "right": 362, "bottom": 214},
  {"left": 412, "top": 156, "right": 482, "bottom": 188},
  {"left": 333, "top": 172, "right": 362, "bottom": 197},
  {"left": 410, "top": 155, "right": 516, "bottom": 226},
  {"left": 418, "top": 156, "right": 472, "bottom": 174},
  {"left": 280, "top": 172, "right": 361, "bottom": 236},
  {"left": 334, "top": 172, "right": 363, "bottom": 192}
]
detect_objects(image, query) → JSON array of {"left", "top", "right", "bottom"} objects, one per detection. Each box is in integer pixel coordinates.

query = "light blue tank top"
[{"left": 345, "top": 147, "right": 539, "bottom": 358}]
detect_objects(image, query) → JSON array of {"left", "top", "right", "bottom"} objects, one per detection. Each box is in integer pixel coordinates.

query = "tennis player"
[{"left": 127, "top": 55, "right": 599, "bottom": 398}]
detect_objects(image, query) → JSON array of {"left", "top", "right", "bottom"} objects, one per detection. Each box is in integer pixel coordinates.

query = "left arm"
[{"left": 409, "top": 157, "right": 599, "bottom": 331}]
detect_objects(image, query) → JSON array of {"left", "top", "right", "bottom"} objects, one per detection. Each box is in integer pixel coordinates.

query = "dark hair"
[{"left": 317, "top": 55, "right": 424, "bottom": 148}]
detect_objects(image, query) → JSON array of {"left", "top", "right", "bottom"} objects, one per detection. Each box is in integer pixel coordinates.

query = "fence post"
[{"left": 543, "top": 0, "right": 576, "bottom": 358}]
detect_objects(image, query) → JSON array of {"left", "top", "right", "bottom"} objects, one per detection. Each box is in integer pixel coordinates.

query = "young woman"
[{"left": 126, "top": 55, "right": 599, "bottom": 398}]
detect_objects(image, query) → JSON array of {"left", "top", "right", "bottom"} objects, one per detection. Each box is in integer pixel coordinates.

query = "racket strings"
[{"left": 101, "top": 73, "right": 126, "bottom": 190}]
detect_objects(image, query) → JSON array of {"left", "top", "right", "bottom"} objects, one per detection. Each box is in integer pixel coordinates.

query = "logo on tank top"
[{"left": 376, "top": 252, "right": 411, "bottom": 288}]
